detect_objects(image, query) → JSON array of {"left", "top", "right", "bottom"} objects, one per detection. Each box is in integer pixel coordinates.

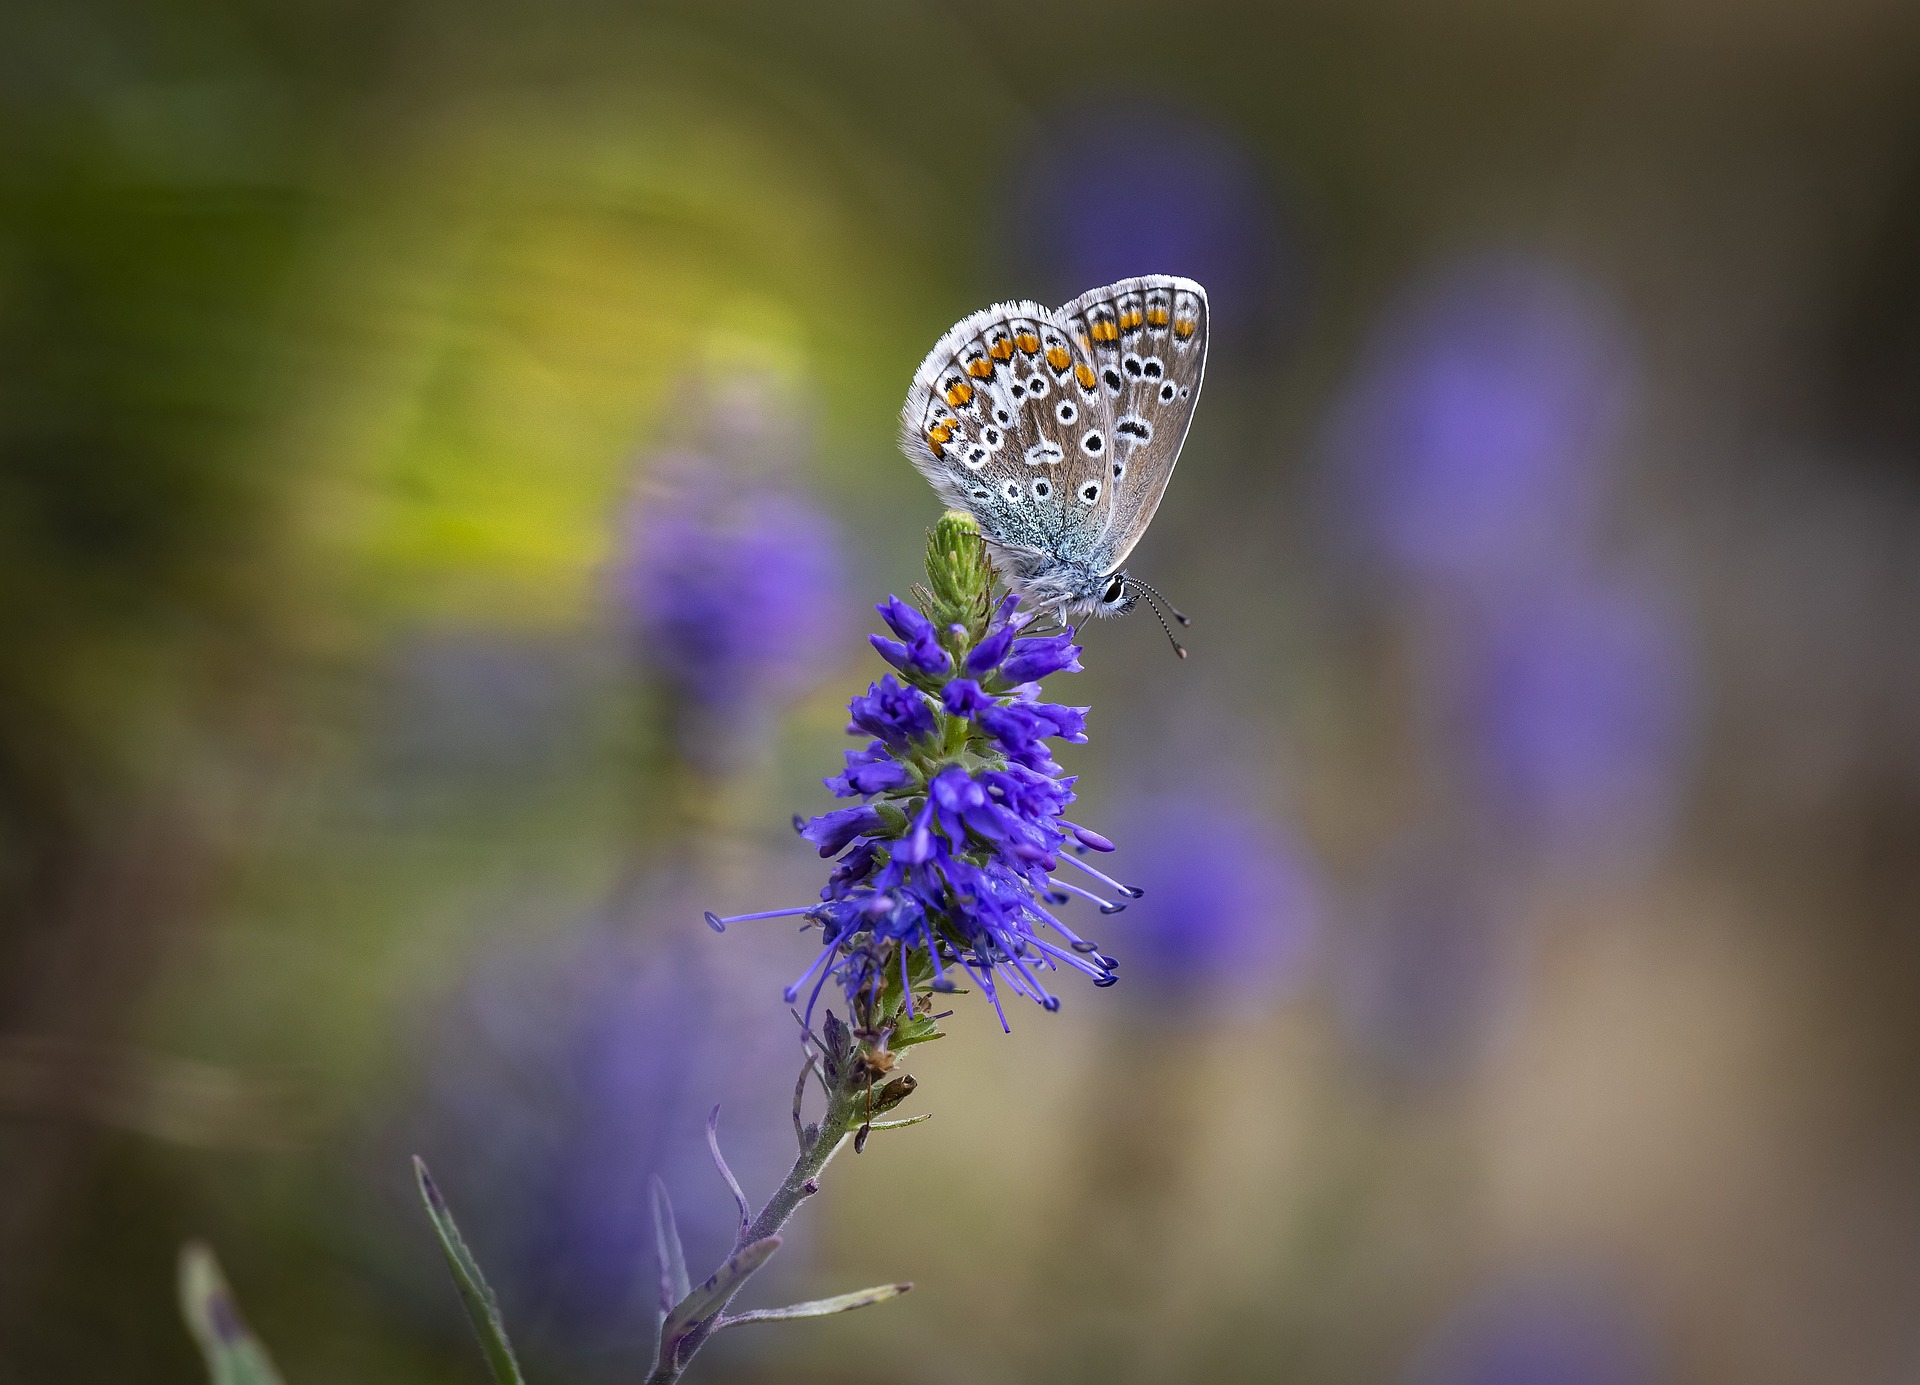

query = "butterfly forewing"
[
  {"left": 1053, "top": 275, "right": 1208, "bottom": 573},
  {"left": 900, "top": 300, "right": 1116, "bottom": 560}
]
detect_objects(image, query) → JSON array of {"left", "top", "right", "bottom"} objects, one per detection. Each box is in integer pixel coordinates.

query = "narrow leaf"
[
  {"left": 866, "top": 1112, "right": 932, "bottom": 1132},
  {"left": 658, "top": 1235, "right": 782, "bottom": 1369},
  {"left": 413, "top": 1156, "right": 527, "bottom": 1385},
  {"left": 719, "top": 1281, "right": 912, "bottom": 1329},
  {"left": 650, "top": 1176, "right": 691, "bottom": 1318},
  {"left": 791, "top": 1053, "right": 818, "bottom": 1150},
  {"left": 705, "top": 1104, "right": 753, "bottom": 1242},
  {"left": 177, "top": 1242, "right": 287, "bottom": 1385}
]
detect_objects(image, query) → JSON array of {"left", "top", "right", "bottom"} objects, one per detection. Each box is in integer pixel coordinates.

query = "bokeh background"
[{"left": 6, "top": 1, "right": 1920, "bottom": 1381}]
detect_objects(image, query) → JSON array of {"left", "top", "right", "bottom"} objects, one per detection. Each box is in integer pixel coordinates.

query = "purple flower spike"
[{"left": 712, "top": 516, "right": 1124, "bottom": 1029}]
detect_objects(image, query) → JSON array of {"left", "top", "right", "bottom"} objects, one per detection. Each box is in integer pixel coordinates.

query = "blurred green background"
[{"left": 7, "top": 1, "right": 1920, "bottom": 1381}]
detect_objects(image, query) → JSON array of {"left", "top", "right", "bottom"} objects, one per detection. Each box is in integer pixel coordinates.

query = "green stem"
[{"left": 644, "top": 1080, "right": 865, "bottom": 1385}]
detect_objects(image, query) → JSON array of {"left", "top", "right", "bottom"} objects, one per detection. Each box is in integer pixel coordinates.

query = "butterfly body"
[{"left": 899, "top": 275, "right": 1208, "bottom": 622}]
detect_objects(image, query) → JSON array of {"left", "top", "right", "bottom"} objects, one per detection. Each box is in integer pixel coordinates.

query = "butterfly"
[{"left": 899, "top": 274, "right": 1207, "bottom": 645}]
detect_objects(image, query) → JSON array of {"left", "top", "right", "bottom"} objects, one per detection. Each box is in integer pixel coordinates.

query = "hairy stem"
[{"left": 644, "top": 1076, "right": 864, "bottom": 1385}]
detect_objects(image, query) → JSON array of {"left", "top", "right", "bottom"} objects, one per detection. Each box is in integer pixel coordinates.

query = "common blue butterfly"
[{"left": 900, "top": 275, "right": 1208, "bottom": 640}]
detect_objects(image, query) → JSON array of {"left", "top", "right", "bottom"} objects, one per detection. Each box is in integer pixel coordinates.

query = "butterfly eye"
[
  {"left": 1055, "top": 400, "right": 1078, "bottom": 426},
  {"left": 1103, "top": 576, "right": 1126, "bottom": 603}
]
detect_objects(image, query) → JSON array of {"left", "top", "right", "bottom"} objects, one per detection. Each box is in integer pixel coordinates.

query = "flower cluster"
[{"left": 706, "top": 514, "right": 1131, "bottom": 1031}]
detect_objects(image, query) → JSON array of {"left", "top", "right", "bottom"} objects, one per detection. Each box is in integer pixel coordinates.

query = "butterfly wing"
[
  {"left": 1052, "top": 275, "right": 1209, "bottom": 574},
  {"left": 899, "top": 300, "right": 1115, "bottom": 566}
]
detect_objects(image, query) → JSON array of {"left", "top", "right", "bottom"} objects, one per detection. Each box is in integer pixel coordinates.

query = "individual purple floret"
[
  {"left": 871, "top": 595, "right": 952, "bottom": 677},
  {"left": 847, "top": 674, "right": 939, "bottom": 748},
  {"left": 706, "top": 516, "right": 1128, "bottom": 1031}
]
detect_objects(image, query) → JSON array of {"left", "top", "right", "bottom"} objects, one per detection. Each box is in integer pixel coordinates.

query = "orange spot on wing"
[
  {"left": 1090, "top": 318, "right": 1119, "bottom": 342},
  {"left": 945, "top": 380, "right": 974, "bottom": 407},
  {"left": 1146, "top": 306, "right": 1171, "bottom": 327},
  {"left": 1045, "top": 346, "right": 1072, "bottom": 371},
  {"left": 1015, "top": 331, "right": 1041, "bottom": 355},
  {"left": 988, "top": 337, "right": 1015, "bottom": 361},
  {"left": 966, "top": 357, "right": 994, "bottom": 378},
  {"left": 1074, "top": 363, "right": 1097, "bottom": 389},
  {"left": 1173, "top": 318, "right": 1197, "bottom": 339},
  {"left": 1119, "top": 308, "right": 1144, "bottom": 331}
]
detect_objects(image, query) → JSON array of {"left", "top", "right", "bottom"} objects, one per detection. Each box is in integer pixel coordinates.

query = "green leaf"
[
  {"left": 658, "top": 1236, "right": 782, "bottom": 1373},
  {"left": 865, "top": 1112, "right": 932, "bottom": 1132},
  {"left": 178, "top": 1243, "right": 287, "bottom": 1385},
  {"left": 892, "top": 1010, "right": 946, "bottom": 1049},
  {"left": 878, "top": 958, "right": 906, "bottom": 1016},
  {"left": 650, "top": 1176, "right": 691, "bottom": 1319},
  {"left": 717, "top": 1281, "right": 912, "bottom": 1329},
  {"left": 413, "top": 1156, "right": 527, "bottom": 1385}
]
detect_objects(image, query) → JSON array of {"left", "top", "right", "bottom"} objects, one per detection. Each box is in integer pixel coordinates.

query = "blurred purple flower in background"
[
  {"left": 1001, "top": 106, "right": 1294, "bottom": 341},
  {"left": 612, "top": 381, "right": 845, "bottom": 770},
  {"left": 1461, "top": 578, "right": 1698, "bottom": 866},
  {"left": 1327, "top": 255, "right": 1636, "bottom": 589},
  {"left": 1404, "top": 1266, "right": 1660, "bottom": 1385},
  {"left": 390, "top": 912, "right": 795, "bottom": 1371},
  {"left": 1318, "top": 253, "right": 1693, "bottom": 1080},
  {"left": 1106, "top": 792, "right": 1322, "bottom": 1016}
]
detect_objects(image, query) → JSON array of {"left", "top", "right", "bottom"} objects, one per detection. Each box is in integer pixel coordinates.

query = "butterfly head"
[
  {"left": 1010, "top": 565, "right": 1188, "bottom": 656},
  {"left": 1011, "top": 560, "right": 1132, "bottom": 623}
]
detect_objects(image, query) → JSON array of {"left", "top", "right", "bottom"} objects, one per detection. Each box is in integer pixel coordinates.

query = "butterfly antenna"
[
  {"left": 1128, "top": 578, "right": 1191, "bottom": 627},
  {"left": 1126, "top": 581, "right": 1188, "bottom": 660}
]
